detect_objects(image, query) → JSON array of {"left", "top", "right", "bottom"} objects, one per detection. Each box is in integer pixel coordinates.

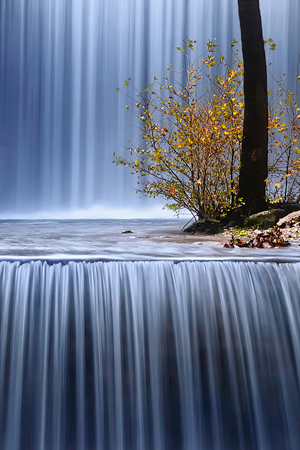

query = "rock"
[
  {"left": 121, "top": 230, "right": 133, "bottom": 234},
  {"left": 183, "top": 219, "right": 221, "bottom": 234},
  {"left": 221, "top": 208, "right": 244, "bottom": 228},
  {"left": 268, "top": 202, "right": 300, "bottom": 213},
  {"left": 277, "top": 210, "right": 300, "bottom": 228},
  {"left": 244, "top": 209, "right": 286, "bottom": 229},
  {"left": 262, "top": 242, "right": 272, "bottom": 249},
  {"left": 220, "top": 242, "right": 231, "bottom": 248}
]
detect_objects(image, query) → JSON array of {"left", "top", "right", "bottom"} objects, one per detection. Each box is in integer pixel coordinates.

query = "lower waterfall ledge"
[{"left": 0, "top": 249, "right": 300, "bottom": 264}]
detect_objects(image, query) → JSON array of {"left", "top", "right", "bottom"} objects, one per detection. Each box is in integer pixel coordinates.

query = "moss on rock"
[{"left": 244, "top": 209, "right": 286, "bottom": 229}]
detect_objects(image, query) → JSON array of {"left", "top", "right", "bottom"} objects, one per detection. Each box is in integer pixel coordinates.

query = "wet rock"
[
  {"left": 220, "top": 242, "right": 231, "bottom": 248},
  {"left": 221, "top": 208, "right": 244, "bottom": 228},
  {"left": 183, "top": 219, "right": 221, "bottom": 234},
  {"left": 244, "top": 209, "right": 286, "bottom": 229}
]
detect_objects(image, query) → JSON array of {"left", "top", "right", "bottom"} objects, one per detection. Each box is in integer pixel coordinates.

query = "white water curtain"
[{"left": 0, "top": 0, "right": 299, "bottom": 217}]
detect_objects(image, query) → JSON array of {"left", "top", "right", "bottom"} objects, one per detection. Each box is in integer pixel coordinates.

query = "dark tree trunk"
[{"left": 237, "top": 0, "right": 268, "bottom": 214}]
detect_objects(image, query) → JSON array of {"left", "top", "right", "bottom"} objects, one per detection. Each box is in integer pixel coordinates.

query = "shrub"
[
  {"left": 114, "top": 40, "right": 243, "bottom": 220},
  {"left": 267, "top": 76, "right": 300, "bottom": 203},
  {"left": 114, "top": 40, "right": 300, "bottom": 219}
]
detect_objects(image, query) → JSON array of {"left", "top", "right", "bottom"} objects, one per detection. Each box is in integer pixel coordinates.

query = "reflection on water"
[{"left": 0, "top": 219, "right": 299, "bottom": 262}]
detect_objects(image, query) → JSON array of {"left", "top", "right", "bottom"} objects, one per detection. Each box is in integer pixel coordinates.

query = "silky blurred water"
[
  {"left": 0, "top": 219, "right": 299, "bottom": 262},
  {"left": 0, "top": 259, "right": 300, "bottom": 450},
  {"left": 0, "top": 0, "right": 299, "bottom": 216}
]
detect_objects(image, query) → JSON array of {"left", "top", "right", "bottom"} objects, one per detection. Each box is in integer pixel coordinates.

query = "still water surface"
[{"left": 0, "top": 219, "right": 299, "bottom": 262}]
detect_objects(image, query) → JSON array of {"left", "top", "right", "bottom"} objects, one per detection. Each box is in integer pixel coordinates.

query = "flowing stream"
[{"left": 0, "top": 259, "right": 299, "bottom": 450}]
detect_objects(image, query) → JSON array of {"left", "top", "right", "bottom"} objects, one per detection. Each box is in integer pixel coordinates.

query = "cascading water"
[
  {"left": 0, "top": 0, "right": 299, "bottom": 217},
  {"left": 0, "top": 260, "right": 299, "bottom": 450},
  {"left": 1, "top": 2, "right": 300, "bottom": 449}
]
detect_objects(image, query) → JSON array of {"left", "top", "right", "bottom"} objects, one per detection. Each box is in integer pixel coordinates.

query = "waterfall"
[
  {"left": 0, "top": 260, "right": 299, "bottom": 450},
  {"left": 0, "top": 0, "right": 299, "bottom": 217}
]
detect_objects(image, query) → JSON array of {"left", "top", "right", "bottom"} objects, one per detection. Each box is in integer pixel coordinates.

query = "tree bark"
[{"left": 237, "top": 0, "right": 268, "bottom": 214}]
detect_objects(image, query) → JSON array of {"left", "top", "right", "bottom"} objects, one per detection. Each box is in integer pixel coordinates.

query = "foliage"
[
  {"left": 114, "top": 40, "right": 244, "bottom": 220},
  {"left": 114, "top": 39, "right": 300, "bottom": 219},
  {"left": 267, "top": 75, "right": 300, "bottom": 203},
  {"left": 230, "top": 227, "right": 251, "bottom": 237},
  {"left": 226, "top": 227, "right": 290, "bottom": 248}
]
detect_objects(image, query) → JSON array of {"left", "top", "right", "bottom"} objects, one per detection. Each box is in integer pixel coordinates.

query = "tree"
[
  {"left": 237, "top": 0, "right": 268, "bottom": 213},
  {"left": 115, "top": 40, "right": 300, "bottom": 221},
  {"left": 114, "top": 43, "right": 244, "bottom": 221}
]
